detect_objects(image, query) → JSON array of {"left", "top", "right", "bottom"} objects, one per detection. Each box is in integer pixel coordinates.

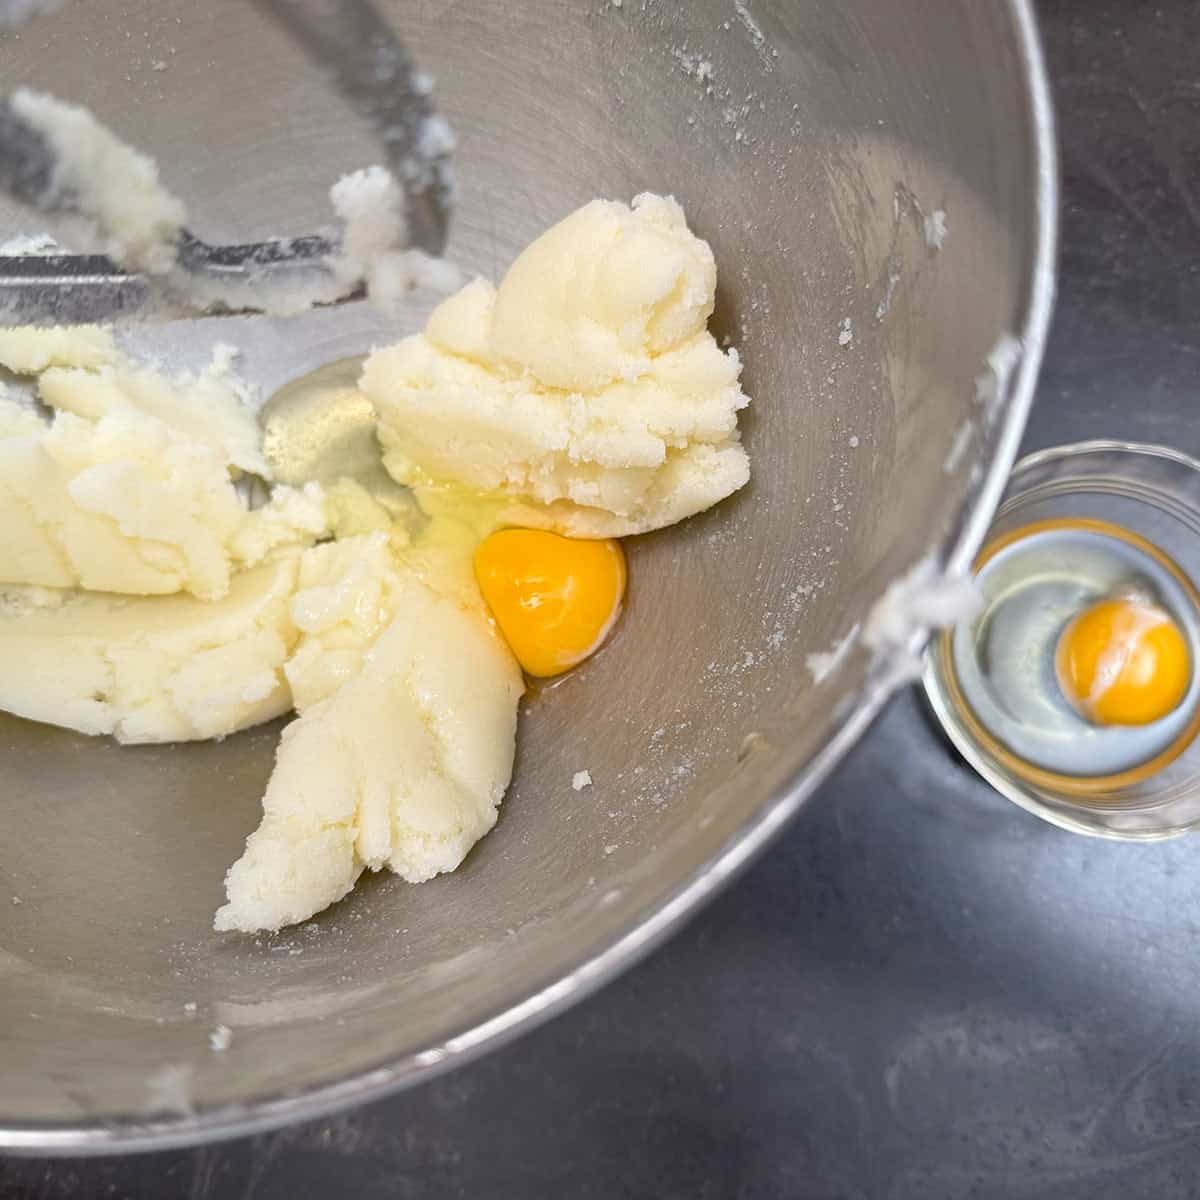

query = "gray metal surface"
[
  {"left": 0, "top": 0, "right": 1052, "bottom": 1153},
  {"left": 0, "top": 0, "right": 450, "bottom": 322}
]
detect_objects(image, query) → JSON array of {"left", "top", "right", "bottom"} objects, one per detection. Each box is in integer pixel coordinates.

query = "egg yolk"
[
  {"left": 474, "top": 528, "right": 626, "bottom": 678},
  {"left": 1054, "top": 597, "right": 1191, "bottom": 726}
]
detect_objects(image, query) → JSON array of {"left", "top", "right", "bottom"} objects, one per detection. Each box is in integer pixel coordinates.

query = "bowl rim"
[{"left": 0, "top": 0, "right": 1059, "bottom": 1155}]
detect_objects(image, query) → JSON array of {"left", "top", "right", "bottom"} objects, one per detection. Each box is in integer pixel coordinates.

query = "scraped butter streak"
[
  {"left": 863, "top": 557, "right": 982, "bottom": 681},
  {"left": 9, "top": 91, "right": 455, "bottom": 314},
  {"left": 11, "top": 89, "right": 186, "bottom": 276},
  {"left": 364, "top": 192, "right": 751, "bottom": 538},
  {"left": 0, "top": 192, "right": 750, "bottom": 934}
]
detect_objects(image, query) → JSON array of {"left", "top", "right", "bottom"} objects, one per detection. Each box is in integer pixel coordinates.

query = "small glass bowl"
[{"left": 924, "top": 440, "right": 1200, "bottom": 840}]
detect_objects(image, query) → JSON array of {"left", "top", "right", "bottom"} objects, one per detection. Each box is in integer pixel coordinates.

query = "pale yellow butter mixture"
[{"left": 0, "top": 194, "right": 751, "bottom": 932}]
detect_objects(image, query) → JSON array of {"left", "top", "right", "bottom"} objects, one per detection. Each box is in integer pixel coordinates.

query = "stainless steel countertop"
[{"left": 5, "top": 0, "right": 1200, "bottom": 1194}]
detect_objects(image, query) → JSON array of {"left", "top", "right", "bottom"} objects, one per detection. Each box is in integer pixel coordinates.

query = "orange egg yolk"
[
  {"left": 1054, "top": 597, "right": 1191, "bottom": 726},
  {"left": 473, "top": 528, "right": 626, "bottom": 678}
]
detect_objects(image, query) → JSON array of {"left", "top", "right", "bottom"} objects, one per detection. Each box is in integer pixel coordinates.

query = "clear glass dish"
[{"left": 924, "top": 440, "right": 1200, "bottom": 840}]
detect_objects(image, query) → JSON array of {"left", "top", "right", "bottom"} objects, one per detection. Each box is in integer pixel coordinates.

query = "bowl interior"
[{"left": 0, "top": 0, "right": 1047, "bottom": 1143}]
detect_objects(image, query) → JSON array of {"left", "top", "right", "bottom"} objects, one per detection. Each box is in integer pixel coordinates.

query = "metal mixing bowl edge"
[{"left": 0, "top": 0, "right": 1057, "bottom": 1155}]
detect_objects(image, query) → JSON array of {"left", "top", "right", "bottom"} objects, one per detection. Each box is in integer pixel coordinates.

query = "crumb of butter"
[{"left": 363, "top": 192, "right": 751, "bottom": 538}]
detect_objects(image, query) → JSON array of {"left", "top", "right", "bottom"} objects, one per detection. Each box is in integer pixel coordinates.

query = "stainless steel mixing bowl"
[{"left": 0, "top": 0, "right": 1055, "bottom": 1151}]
